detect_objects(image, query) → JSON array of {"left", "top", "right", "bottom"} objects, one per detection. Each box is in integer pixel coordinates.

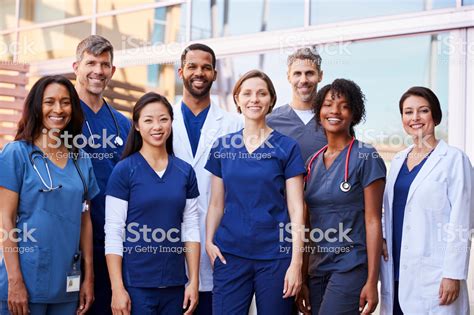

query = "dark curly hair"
[{"left": 313, "top": 78, "right": 366, "bottom": 137}]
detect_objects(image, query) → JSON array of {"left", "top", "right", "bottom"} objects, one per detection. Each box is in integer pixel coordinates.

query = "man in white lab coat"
[{"left": 173, "top": 43, "right": 242, "bottom": 314}]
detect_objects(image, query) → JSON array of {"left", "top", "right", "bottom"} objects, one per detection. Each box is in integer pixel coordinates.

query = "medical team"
[{"left": 0, "top": 35, "right": 472, "bottom": 315}]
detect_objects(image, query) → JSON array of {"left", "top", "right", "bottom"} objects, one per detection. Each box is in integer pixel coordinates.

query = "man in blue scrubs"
[
  {"left": 73, "top": 35, "right": 131, "bottom": 315},
  {"left": 267, "top": 48, "right": 327, "bottom": 162},
  {"left": 173, "top": 43, "right": 242, "bottom": 314}
]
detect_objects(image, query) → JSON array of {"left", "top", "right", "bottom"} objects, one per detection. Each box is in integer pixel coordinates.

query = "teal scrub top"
[{"left": 0, "top": 141, "right": 100, "bottom": 303}]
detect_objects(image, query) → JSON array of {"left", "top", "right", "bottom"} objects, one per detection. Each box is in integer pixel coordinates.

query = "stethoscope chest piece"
[
  {"left": 340, "top": 181, "right": 351, "bottom": 192},
  {"left": 114, "top": 136, "right": 124, "bottom": 147}
]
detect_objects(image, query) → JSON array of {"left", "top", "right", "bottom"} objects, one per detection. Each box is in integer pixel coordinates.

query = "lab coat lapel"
[
  {"left": 386, "top": 147, "right": 411, "bottom": 216},
  {"left": 193, "top": 101, "right": 223, "bottom": 167},
  {"left": 173, "top": 103, "right": 194, "bottom": 161},
  {"left": 406, "top": 140, "right": 448, "bottom": 204}
]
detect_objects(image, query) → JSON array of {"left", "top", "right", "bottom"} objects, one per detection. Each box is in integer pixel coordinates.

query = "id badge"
[
  {"left": 66, "top": 270, "right": 81, "bottom": 292},
  {"left": 82, "top": 201, "right": 89, "bottom": 212}
]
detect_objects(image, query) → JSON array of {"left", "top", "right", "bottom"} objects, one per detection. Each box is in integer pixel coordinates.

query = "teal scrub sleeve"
[
  {"left": 105, "top": 160, "right": 131, "bottom": 200},
  {"left": 358, "top": 146, "right": 387, "bottom": 188},
  {"left": 205, "top": 138, "right": 223, "bottom": 178},
  {"left": 0, "top": 142, "right": 26, "bottom": 193},
  {"left": 186, "top": 167, "right": 200, "bottom": 199},
  {"left": 284, "top": 141, "right": 306, "bottom": 179}
]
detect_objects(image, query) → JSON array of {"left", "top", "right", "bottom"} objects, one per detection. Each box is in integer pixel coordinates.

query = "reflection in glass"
[
  {"left": 19, "top": 0, "right": 93, "bottom": 26},
  {"left": 17, "top": 22, "right": 91, "bottom": 62},
  {"left": 1, "top": 0, "right": 17, "bottom": 31}
]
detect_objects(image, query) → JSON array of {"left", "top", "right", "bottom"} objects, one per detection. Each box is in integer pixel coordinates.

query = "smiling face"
[
  {"left": 41, "top": 83, "right": 72, "bottom": 132},
  {"left": 319, "top": 90, "right": 353, "bottom": 136},
  {"left": 178, "top": 50, "right": 217, "bottom": 99},
  {"left": 73, "top": 51, "right": 115, "bottom": 96},
  {"left": 135, "top": 101, "right": 172, "bottom": 149},
  {"left": 235, "top": 77, "right": 272, "bottom": 121},
  {"left": 401, "top": 95, "right": 436, "bottom": 139},
  {"left": 288, "top": 59, "right": 322, "bottom": 103}
]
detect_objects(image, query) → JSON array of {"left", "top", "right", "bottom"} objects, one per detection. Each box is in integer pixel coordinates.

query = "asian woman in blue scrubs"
[
  {"left": 105, "top": 92, "right": 200, "bottom": 315},
  {"left": 380, "top": 87, "right": 473, "bottom": 315},
  {"left": 0, "top": 75, "right": 100, "bottom": 315},
  {"left": 205, "top": 70, "right": 306, "bottom": 315},
  {"left": 297, "top": 79, "right": 386, "bottom": 315}
]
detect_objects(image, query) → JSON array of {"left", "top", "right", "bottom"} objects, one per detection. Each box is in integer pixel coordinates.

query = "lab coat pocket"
[
  {"left": 419, "top": 180, "right": 448, "bottom": 212},
  {"left": 21, "top": 246, "right": 50, "bottom": 299},
  {"left": 420, "top": 260, "right": 443, "bottom": 299}
]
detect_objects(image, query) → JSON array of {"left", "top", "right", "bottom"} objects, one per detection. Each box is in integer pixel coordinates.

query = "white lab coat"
[
  {"left": 172, "top": 101, "right": 243, "bottom": 292},
  {"left": 380, "top": 140, "right": 473, "bottom": 315}
]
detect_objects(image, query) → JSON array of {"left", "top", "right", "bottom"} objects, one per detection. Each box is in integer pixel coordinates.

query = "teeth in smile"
[
  {"left": 49, "top": 116, "right": 64, "bottom": 121},
  {"left": 327, "top": 118, "right": 341, "bottom": 122},
  {"left": 411, "top": 124, "right": 423, "bottom": 129}
]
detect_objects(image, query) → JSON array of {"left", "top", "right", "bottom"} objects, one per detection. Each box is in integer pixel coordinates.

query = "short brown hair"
[
  {"left": 399, "top": 86, "right": 442, "bottom": 125},
  {"left": 232, "top": 70, "right": 277, "bottom": 114},
  {"left": 76, "top": 35, "right": 114, "bottom": 63}
]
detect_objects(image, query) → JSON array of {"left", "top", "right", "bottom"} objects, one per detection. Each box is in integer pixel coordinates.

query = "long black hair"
[{"left": 122, "top": 92, "right": 174, "bottom": 159}]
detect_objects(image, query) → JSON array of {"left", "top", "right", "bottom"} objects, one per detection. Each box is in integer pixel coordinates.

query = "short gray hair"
[
  {"left": 287, "top": 47, "right": 322, "bottom": 71},
  {"left": 76, "top": 35, "right": 114, "bottom": 63}
]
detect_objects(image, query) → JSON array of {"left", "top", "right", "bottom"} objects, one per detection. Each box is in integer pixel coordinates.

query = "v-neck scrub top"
[
  {"left": 205, "top": 129, "right": 306, "bottom": 260},
  {"left": 392, "top": 155, "right": 429, "bottom": 281},
  {"left": 304, "top": 140, "right": 386, "bottom": 275},
  {"left": 0, "top": 141, "right": 100, "bottom": 303},
  {"left": 267, "top": 104, "right": 327, "bottom": 162},
  {"left": 105, "top": 153, "right": 199, "bottom": 287}
]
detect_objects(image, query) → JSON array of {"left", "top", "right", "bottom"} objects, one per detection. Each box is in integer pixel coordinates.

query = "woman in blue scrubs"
[
  {"left": 0, "top": 75, "right": 100, "bottom": 315},
  {"left": 105, "top": 92, "right": 200, "bottom": 315},
  {"left": 297, "top": 79, "right": 386, "bottom": 315},
  {"left": 205, "top": 70, "right": 306, "bottom": 315},
  {"left": 379, "top": 87, "right": 472, "bottom": 315}
]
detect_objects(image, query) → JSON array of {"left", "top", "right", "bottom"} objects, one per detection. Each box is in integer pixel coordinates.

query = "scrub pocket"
[{"left": 21, "top": 246, "right": 50, "bottom": 299}]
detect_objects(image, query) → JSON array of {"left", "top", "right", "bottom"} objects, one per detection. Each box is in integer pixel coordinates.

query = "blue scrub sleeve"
[
  {"left": 186, "top": 168, "right": 200, "bottom": 199},
  {"left": 105, "top": 161, "right": 130, "bottom": 200},
  {"left": 83, "top": 156, "right": 100, "bottom": 200},
  {"left": 204, "top": 139, "right": 223, "bottom": 178},
  {"left": 358, "top": 147, "right": 387, "bottom": 188},
  {"left": 0, "top": 142, "right": 25, "bottom": 193},
  {"left": 284, "top": 142, "right": 306, "bottom": 179}
]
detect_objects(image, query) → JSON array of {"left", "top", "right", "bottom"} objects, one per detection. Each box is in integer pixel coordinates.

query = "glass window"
[
  {"left": 310, "top": 0, "right": 456, "bottom": 25},
  {"left": 19, "top": 0, "right": 93, "bottom": 26},
  {"left": 463, "top": 0, "right": 474, "bottom": 5},
  {"left": 17, "top": 21, "right": 92, "bottom": 62},
  {"left": 191, "top": 0, "right": 304, "bottom": 40},
  {"left": 96, "top": 5, "right": 184, "bottom": 52},
  {"left": 97, "top": 0, "right": 159, "bottom": 13},
  {"left": 1, "top": 0, "right": 17, "bottom": 31},
  {"left": 0, "top": 34, "right": 16, "bottom": 61}
]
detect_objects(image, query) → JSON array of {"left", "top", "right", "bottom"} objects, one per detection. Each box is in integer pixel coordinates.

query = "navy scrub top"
[
  {"left": 205, "top": 129, "right": 306, "bottom": 260},
  {"left": 80, "top": 100, "right": 131, "bottom": 248},
  {"left": 181, "top": 101, "right": 210, "bottom": 157},
  {"left": 0, "top": 141, "right": 100, "bottom": 303},
  {"left": 266, "top": 104, "right": 327, "bottom": 162},
  {"left": 392, "top": 155, "right": 429, "bottom": 281},
  {"left": 106, "top": 153, "right": 199, "bottom": 288},
  {"left": 304, "top": 140, "right": 386, "bottom": 275}
]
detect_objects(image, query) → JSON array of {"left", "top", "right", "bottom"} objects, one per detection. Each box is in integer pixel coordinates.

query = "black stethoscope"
[
  {"left": 29, "top": 150, "right": 88, "bottom": 204},
  {"left": 84, "top": 99, "right": 123, "bottom": 147},
  {"left": 304, "top": 137, "right": 356, "bottom": 193}
]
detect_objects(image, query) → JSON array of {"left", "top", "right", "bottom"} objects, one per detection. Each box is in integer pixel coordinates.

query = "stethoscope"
[
  {"left": 304, "top": 137, "right": 356, "bottom": 193},
  {"left": 84, "top": 99, "right": 123, "bottom": 147},
  {"left": 29, "top": 150, "right": 88, "bottom": 203}
]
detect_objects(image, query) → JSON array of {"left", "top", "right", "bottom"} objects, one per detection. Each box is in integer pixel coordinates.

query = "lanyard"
[{"left": 304, "top": 137, "right": 356, "bottom": 193}]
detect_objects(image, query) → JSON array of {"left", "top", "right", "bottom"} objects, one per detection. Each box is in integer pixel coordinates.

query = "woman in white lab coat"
[{"left": 380, "top": 86, "right": 473, "bottom": 315}]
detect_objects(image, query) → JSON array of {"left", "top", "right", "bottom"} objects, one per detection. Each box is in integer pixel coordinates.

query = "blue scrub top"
[
  {"left": 267, "top": 104, "right": 327, "bottom": 162},
  {"left": 80, "top": 100, "right": 131, "bottom": 248},
  {"left": 0, "top": 141, "right": 100, "bottom": 303},
  {"left": 181, "top": 102, "right": 210, "bottom": 157},
  {"left": 106, "top": 153, "right": 199, "bottom": 288},
  {"left": 392, "top": 155, "right": 429, "bottom": 281},
  {"left": 304, "top": 140, "right": 386, "bottom": 275},
  {"left": 205, "top": 129, "right": 306, "bottom": 260}
]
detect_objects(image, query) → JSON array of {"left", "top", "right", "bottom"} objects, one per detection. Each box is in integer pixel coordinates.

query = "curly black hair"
[{"left": 313, "top": 78, "right": 366, "bottom": 137}]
